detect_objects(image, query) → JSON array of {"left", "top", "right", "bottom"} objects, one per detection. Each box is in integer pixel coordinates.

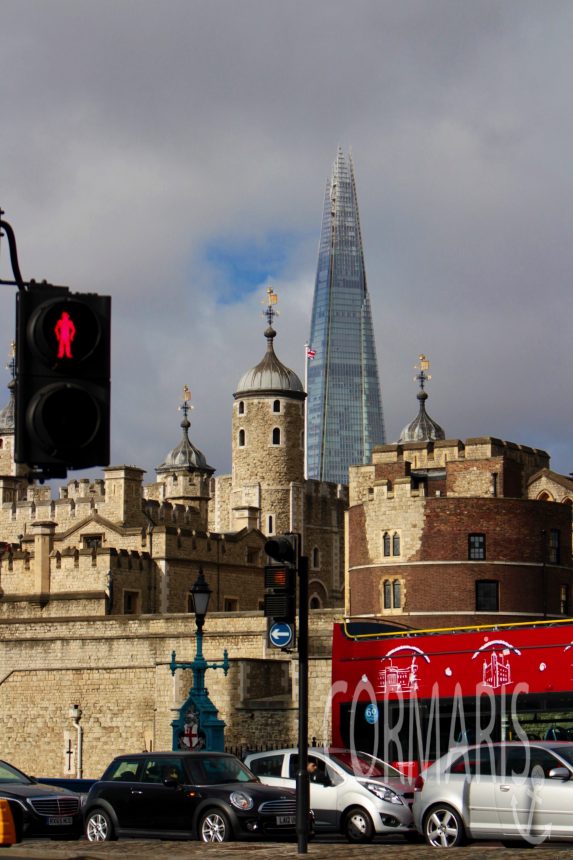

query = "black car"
[
  {"left": 84, "top": 751, "right": 300, "bottom": 843},
  {"left": 0, "top": 759, "right": 83, "bottom": 839}
]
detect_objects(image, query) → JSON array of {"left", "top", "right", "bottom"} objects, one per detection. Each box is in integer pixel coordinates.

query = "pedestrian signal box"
[
  {"left": 264, "top": 565, "right": 296, "bottom": 622},
  {"left": 15, "top": 284, "right": 111, "bottom": 474},
  {"left": 263, "top": 533, "right": 299, "bottom": 624}
]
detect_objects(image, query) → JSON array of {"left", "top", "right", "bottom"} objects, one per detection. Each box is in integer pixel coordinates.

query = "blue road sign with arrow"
[{"left": 269, "top": 622, "right": 294, "bottom": 649}]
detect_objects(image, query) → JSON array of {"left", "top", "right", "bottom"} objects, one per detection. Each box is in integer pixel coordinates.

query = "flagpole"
[{"left": 304, "top": 342, "right": 309, "bottom": 480}]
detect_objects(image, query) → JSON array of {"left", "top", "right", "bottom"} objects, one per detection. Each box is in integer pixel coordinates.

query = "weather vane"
[
  {"left": 262, "top": 286, "right": 279, "bottom": 327},
  {"left": 414, "top": 354, "right": 432, "bottom": 391},
  {"left": 179, "top": 385, "right": 193, "bottom": 421},
  {"left": 4, "top": 342, "right": 15, "bottom": 379}
]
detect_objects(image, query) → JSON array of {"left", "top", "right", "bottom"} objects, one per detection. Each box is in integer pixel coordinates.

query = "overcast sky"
[{"left": 1, "top": 0, "right": 572, "bottom": 484}]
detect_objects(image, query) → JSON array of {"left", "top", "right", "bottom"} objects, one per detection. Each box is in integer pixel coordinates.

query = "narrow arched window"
[
  {"left": 383, "top": 580, "right": 392, "bottom": 609},
  {"left": 267, "top": 515, "right": 274, "bottom": 534},
  {"left": 383, "top": 532, "right": 391, "bottom": 557},
  {"left": 238, "top": 429, "right": 245, "bottom": 447},
  {"left": 312, "top": 547, "right": 320, "bottom": 568},
  {"left": 273, "top": 399, "right": 281, "bottom": 413},
  {"left": 272, "top": 427, "right": 281, "bottom": 445},
  {"left": 393, "top": 580, "right": 401, "bottom": 609},
  {"left": 392, "top": 533, "right": 400, "bottom": 556},
  {"left": 238, "top": 401, "right": 245, "bottom": 415}
]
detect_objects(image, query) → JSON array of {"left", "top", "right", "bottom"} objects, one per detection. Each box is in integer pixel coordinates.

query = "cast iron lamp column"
[{"left": 170, "top": 569, "right": 229, "bottom": 751}]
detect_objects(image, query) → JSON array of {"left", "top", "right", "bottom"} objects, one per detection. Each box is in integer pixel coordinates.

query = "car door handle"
[
  {"left": 500, "top": 785, "right": 511, "bottom": 792},
  {"left": 130, "top": 789, "right": 143, "bottom": 795}
]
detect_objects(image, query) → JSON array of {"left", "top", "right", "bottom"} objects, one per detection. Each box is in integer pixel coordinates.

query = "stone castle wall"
[{"left": 0, "top": 610, "right": 338, "bottom": 779}]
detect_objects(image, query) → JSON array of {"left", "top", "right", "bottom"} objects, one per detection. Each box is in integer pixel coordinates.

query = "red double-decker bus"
[{"left": 331, "top": 618, "right": 573, "bottom": 776}]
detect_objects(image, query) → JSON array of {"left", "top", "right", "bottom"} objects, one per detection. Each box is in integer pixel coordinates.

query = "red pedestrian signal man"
[{"left": 54, "top": 311, "right": 76, "bottom": 359}]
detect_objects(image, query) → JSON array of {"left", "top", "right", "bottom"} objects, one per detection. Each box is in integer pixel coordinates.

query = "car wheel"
[
  {"left": 424, "top": 804, "right": 466, "bottom": 848},
  {"left": 344, "top": 806, "right": 375, "bottom": 843},
  {"left": 199, "top": 808, "right": 232, "bottom": 842},
  {"left": 85, "top": 808, "right": 116, "bottom": 842}
]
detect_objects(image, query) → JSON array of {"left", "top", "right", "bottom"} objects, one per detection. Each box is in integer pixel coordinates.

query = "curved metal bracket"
[{"left": 0, "top": 214, "right": 25, "bottom": 289}]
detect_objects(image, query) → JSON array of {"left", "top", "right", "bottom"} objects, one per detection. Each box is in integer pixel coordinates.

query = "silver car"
[
  {"left": 413, "top": 741, "right": 573, "bottom": 848},
  {"left": 244, "top": 747, "right": 416, "bottom": 843}
]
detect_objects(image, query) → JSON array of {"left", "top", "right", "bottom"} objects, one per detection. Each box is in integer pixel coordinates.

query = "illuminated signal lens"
[
  {"left": 27, "top": 298, "right": 103, "bottom": 368},
  {"left": 264, "top": 564, "right": 296, "bottom": 622},
  {"left": 264, "top": 567, "right": 291, "bottom": 589},
  {"left": 54, "top": 311, "right": 76, "bottom": 359}
]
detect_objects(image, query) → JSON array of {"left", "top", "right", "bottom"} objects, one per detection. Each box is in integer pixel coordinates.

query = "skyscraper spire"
[{"left": 306, "top": 149, "right": 385, "bottom": 485}]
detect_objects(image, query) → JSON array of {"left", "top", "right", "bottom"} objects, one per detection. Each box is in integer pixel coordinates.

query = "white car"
[
  {"left": 243, "top": 747, "right": 416, "bottom": 843},
  {"left": 413, "top": 741, "right": 573, "bottom": 848}
]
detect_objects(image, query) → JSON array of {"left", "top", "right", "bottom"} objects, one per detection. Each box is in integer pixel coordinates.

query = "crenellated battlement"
[{"left": 144, "top": 499, "right": 205, "bottom": 528}]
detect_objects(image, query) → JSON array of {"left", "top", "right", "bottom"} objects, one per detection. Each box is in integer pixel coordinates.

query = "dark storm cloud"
[{"left": 0, "top": 0, "right": 572, "bottom": 481}]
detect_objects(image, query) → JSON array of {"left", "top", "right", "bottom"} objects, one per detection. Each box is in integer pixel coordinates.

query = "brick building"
[{"left": 347, "top": 359, "right": 573, "bottom": 629}]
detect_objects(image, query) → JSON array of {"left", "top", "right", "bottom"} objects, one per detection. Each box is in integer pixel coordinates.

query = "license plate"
[
  {"left": 48, "top": 816, "right": 73, "bottom": 826},
  {"left": 276, "top": 815, "right": 295, "bottom": 825}
]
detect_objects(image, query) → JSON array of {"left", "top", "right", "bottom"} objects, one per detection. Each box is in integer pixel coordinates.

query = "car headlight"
[
  {"left": 230, "top": 791, "right": 254, "bottom": 810},
  {"left": 362, "top": 782, "right": 403, "bottom": 804}
]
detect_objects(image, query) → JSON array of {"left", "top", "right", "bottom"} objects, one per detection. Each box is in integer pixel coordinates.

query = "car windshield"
[
  {"left": 0, "top": 761, "right": 32, "bottom": 784},
  {"left": 189, "top": 756, "right": 258, "bottom": 785},
  {"left": 329, "top": 751, "right": 403, "bottom": 779}
]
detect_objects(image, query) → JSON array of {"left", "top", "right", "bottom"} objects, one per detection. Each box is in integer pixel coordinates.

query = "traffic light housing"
[
  {"left": 14, "top": 284, "right": 111, "bottom": 474},
  {"left": 264, "top": 534, "right": 298, "bottom": 623}
]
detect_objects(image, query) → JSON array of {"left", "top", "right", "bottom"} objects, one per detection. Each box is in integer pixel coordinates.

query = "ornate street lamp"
[
  {"left": 189, "top": 568, "right": 211, "bottom": 632},
  {"left": 170, "top": 568, "right": 229, "bottom": 751}
]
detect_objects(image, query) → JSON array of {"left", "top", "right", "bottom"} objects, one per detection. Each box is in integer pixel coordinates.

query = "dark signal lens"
[{"left": 27, "top": 384, "right": 101, "bottom": 455}]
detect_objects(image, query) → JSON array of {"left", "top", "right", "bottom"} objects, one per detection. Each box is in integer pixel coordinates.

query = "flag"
[{"left": 306, "top": 346, "right": 316, "bottom": 360}]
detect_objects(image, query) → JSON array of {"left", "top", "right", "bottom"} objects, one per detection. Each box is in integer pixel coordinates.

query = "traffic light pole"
[
  {"left": 264, "top": 535, "right": 310, "bottom": 852},
  {"left": 296, "top": 554, "right": 309, "bottom": 854}
]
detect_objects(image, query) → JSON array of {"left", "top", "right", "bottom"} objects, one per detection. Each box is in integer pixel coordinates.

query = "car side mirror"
[
  {"left": 163, "top": 778, "right": 180, "bottom": 788},
  {"left": 548, "top": 767, "right": 571, "bottom": 781}
]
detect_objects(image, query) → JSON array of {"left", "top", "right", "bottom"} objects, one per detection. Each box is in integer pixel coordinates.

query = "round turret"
[{"left": 231, "top": 290, "right": 306, "bottom": 534}]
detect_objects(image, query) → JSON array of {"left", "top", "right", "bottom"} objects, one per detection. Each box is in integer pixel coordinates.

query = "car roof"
[
  {"left": 453, "top": 741, "right": 573, "bottom": 751},
  {"left": 111, "top": 751, "right": 234, "bottom": 761},
  {"left": 246, "top": 747, "right": 371, "bottom": 757}
]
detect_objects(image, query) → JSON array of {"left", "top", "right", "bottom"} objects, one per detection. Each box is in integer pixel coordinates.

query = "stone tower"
[{"left": 230, "top": 288, "right": 306, "bottom": 535}]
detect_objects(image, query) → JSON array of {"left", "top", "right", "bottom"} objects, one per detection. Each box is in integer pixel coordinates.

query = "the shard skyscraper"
[{"left": 306, "top": 148, "right": 385, "bottom": 485}]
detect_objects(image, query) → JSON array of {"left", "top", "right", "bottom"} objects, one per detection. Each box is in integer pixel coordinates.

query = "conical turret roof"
[
  {"left": 235, "top": 325, "right": 304, "bottom": 397},
  {"left": 399, "top": 355, "right": 445, "bottom": 443},
  {"left": 0, "top": 381, "right": 15, "bottom": 434},
  {"left": 235, "top": 288, "right": 304, "bottom": 398},
  {"left": 156, "top": 389, "right": 215, "bottom": 475}
]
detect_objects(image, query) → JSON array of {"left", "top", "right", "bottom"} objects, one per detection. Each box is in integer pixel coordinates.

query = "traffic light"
[
  {"left": 264, "top": 534, "right": 299, "bottom": 623},
  {"left": 14, "top": 283, "right": 111, "bottom": 473}
]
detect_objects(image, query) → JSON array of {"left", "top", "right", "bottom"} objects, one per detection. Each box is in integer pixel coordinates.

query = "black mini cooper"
[{"left": 84, "top": 751, "right": 299, "bottom": 843}]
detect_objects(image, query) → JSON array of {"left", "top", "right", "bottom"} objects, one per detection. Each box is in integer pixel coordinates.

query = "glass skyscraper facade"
[{"left": 306, "top": 148, "right": 385, "bottom": 485}]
